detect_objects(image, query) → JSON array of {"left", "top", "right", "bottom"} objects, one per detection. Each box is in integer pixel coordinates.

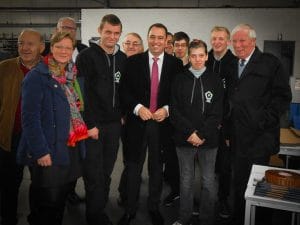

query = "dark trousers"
[
  {"left": 0, "top": 134, "right": 23, "bottom": 225},
  {"left": 27, "top": 145, "right": 82, "bottom": 225},
  {"left": 27, "top": 183, "right": 72, "bottom": 225},
  {"left": 118, "top": 165, "right": 128, "bottom": 201},
  {"left": 118, "top": 124, "right": 142, "bottom": 203},
  {"left": 125, "top": 120, "right": 163, "bottom": 215},
  {"left": 118, "top": 124, "right": 127, "bottom": 201},
  {"left": 215, "top": 134, "right": 231, "bottom": 201},
  {"left": 232, "top": 154, "right": 269, "bottom": 225},
  {"left": 83, "top": 121, "right": 121, "bottom": 224},
  {"left": 163, "top": 133, "right": 179, "bottom": 194}
]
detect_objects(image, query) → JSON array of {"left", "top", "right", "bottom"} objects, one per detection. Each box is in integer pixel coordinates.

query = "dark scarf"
[{"left": 44, "top": 55, "right": 88, "bottom": 147}]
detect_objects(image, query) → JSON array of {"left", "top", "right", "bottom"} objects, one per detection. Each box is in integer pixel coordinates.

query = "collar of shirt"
[
  {"left": 189, "top": 66, "right": 206, "bottom": 78},
  {"left": 72, "top": 47, "right": 79, "bottom": 63},
  {"left": 148, "top": 51, "right": 164, "bottom": 80}
]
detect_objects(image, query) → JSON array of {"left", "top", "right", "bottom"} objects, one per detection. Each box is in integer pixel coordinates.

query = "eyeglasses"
[
  {"left": 60, "top": 26, "right": 76, "bottom": 31},
  {"left": 174, "top": 43, "right": 187, "bottom": 48},
  {"left": 53, "top": 45, "right": 73, "bottom": 51},
  {"left": 124, "top": 42, "right": 141, "bottom": 47}
]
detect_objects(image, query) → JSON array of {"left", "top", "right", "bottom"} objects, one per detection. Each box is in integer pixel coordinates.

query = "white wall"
[{"left": 81, "top": 8, "right": 300, "bottom": 77}]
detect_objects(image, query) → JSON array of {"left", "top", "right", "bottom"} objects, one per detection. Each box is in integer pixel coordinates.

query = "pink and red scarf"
[{"left": 44, "top": 55, "right": 88, "bottom": 147}]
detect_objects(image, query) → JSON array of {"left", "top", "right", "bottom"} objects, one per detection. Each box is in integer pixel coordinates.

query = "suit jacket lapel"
[
  {"left": 143, "top": 51, "right": 151, "bottom": 87},
  {"left": 159, "top": 54, "right": 168, "bottom": 89},
  {"left": 239, "top": 47, "right": 261, "bottom": 79}
]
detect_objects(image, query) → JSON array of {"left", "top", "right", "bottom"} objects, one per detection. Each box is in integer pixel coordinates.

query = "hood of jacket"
[{"left": 89, "top": 39, "right": 121, "bottom": 56}]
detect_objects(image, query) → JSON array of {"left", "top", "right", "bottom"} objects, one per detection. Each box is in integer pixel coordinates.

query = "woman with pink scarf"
[{"left": 18, "top": 31, "right": 88, "bottom": 225}]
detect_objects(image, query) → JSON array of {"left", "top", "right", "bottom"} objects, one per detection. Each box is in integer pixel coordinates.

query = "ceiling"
[{"left": 0, "top": 0, "right": 299, "bottom": 9}]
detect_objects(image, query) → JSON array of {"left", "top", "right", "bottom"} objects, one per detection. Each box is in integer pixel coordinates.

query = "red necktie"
[{"left": 150, "top": 57, "right": 159, "bottom": 113}]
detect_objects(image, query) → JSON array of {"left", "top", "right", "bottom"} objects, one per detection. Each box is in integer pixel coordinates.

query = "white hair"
[
  {"left": 231, "top": 24, "right": 256, "bottom": 39},
  {"left": 57, "top": 17, "right": 76, "bottom": 28}
]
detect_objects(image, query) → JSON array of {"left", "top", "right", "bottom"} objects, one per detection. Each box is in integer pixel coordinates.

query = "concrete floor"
[
  {"left": 15, "top": 145, "right": 295, "bottom": 225},
  {"left": 17, "top": 146, "right": 185, "bottom": 225}
]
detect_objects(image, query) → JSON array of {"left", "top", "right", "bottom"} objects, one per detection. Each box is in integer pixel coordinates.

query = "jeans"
[{"left": 176, "top": 146, "right": 217, "bottom": 225}]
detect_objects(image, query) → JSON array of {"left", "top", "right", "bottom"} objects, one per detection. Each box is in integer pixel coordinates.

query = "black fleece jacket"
[
  {"left": 206, "top": 49, "right": 236, "bottom": 82},
  {"left": 206, "top": 49, "right": 236, "bottom": 138},
  {"left": 76, "top": 42, "right": 126, "bottom": 128},
  {"left": 170, "top": 69, "right": 224, "bottom": 148}
]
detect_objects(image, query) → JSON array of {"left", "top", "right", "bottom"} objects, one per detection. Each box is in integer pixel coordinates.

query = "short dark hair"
[
  {"left": 99, "top": 14, "right": 122, "bottom": 31},
  {"left": 147, "top": 23, "right": 168, "bottom": 37},
  {"left": 167, "top": 32, "right": 173, "bottom": 37},
  {"left": 173, "top": 31, "right": 190, "bottom": 45},
  {"left": 188, "top": 39, "right": 207, "bottom": 55}
]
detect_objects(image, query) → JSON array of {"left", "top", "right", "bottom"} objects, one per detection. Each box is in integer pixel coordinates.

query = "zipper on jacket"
[
  {"left": 190, "top": 76, "right": 205, "bottom": 114},
  {"left": 200, "top": 76, "right": 205, "bottom": 114},
  {"left": 190, "top": 77, "right": 196, "bottom": 104},
  {"left": 105, "top": 53, "right": 116, "bottom": 108},
  {"left": 212, "top": 59, "right": 222, "bottom": 75},
  {"left": 112, "top": 56, "right": 116, "bottom": 108}
]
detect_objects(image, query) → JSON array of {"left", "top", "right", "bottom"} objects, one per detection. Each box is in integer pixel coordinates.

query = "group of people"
[{"left": 0, "top": 13, "right": 291, "bottom": 225}]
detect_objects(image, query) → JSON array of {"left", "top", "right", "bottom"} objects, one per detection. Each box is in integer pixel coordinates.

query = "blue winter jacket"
[{"left": 17, "top": 61, "right": 85, "bottom": 165}]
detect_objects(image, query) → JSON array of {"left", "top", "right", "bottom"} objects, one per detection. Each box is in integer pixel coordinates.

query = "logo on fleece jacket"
[
  {"left": 114, "top": 71, "right": 121, "bottom": 83},
  {"left": 205, "top": 91, "right": 213, "bottom": 103}
]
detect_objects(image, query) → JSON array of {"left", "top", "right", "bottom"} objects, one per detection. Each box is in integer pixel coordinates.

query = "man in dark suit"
[
  {"left": 226, "top": 24, "right": 291, "bottom": 225},
  {"left": 118, "top": 23, "right": 183, "bottom": 225}
]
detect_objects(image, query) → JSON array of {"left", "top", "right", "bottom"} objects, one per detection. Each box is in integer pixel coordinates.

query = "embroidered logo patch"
[
  {"left": 205, "top": 91, "right": 213, "bottom": 103},
  {"left": 222, "top": 78, "right": 226, "bottom": 89},
  {"left": 114, "top": 71, "right": 121, "bottom": 83}
]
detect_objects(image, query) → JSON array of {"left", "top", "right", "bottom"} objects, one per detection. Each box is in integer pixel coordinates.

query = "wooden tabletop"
[{"left": 280, "top": 128, "right": 300, "bottom": 145}]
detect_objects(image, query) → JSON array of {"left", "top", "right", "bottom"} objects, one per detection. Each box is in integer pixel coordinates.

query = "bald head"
[
  {"left": 18, "top": 29, "right": 45, "bottom": 68},
  {"left": 122, "top": 32, "right": 144, "bottom": 57},
  {"left": 56, "top": 17, "right": 77, "bottom": 39},
  {"left": 18, "top": 29, "right": 44, "bottom": 43}
]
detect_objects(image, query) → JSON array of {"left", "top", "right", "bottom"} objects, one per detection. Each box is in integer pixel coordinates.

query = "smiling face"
[
  {"left": 147, "top": 26, "right": 167, "bottom": 57},
  {"left": 165, "top": 34, "right": 174, "bottom": 55},
  {"left": 189, "top": 47, "right": 208, "bottom": 70},
  {"left": 232, "top": 29, "right": 256, "bottom": 60},
  {"left": 57, "top": 18, "right": 77, "bottom": 39},
  {"left": 210, "top": 30, "right": 230, "bottom": 57},
  {"left": 51, "top": 37, "right": 74, "bottom": 65},
  {"left": 174, "top": 39, "right": 188, "bottom": 59},
  {"left": 18, "top": 30, "right": 45, "bottom": 68},
  {"left": 122, "top": 34, "right": 143, "bottom": 57},
  {"left": 98, "top": 22, "right": 122, "bottom": 53}
]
